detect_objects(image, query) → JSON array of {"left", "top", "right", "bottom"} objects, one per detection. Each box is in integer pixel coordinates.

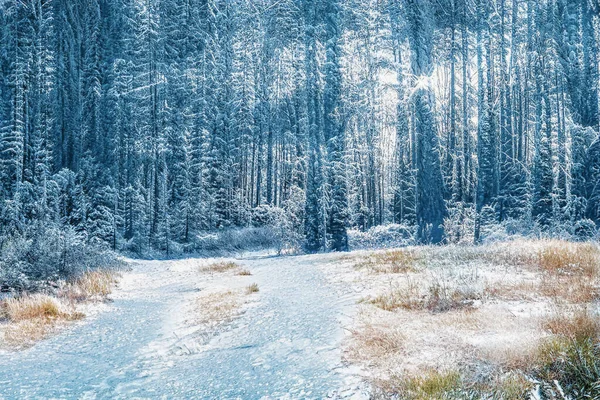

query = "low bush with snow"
[
  {"left": 0, "top": 222, "right": 122, "bottom": 292},
  {"left": 348, "top": 224, "right": 415, "bottom": 250}
]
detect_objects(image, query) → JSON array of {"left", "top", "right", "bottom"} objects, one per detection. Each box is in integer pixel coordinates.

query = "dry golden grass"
[
  {"left": 4, "top": 294, "right": 68, "bottom": 321},
  {"left": 467, "top": 372, "right": 534, "bottom": 400},
  {"left": 245, "top": 283, "right": 259, "bottom": 294},
  {"left": 0, "top": 269, "right": 119, "bottom": 349},
  {"left": 343, "top": 240, "right": 600, "bottom": 399},
  {"left": 2, "top": 319, "right": 54, "bottom": 348},
  {"left": 366, "top": 280, "right": 422, "bottom": 311},
  {"left": 235, "top": 268, "right": 252, "bottom": 276},
  {"left": 483, "top": 279, "right": 538, "bottom": 301},
  {"left": 63, "top": 270, "right": 119, "bottom": 302},
  {"left": 372, "top": 368, "right": 533, "bottom": 400},
  {"left": 540, "top": 274, "right": 599, "bottom": 303},
  {"left": 542, "top": 309, "right": 600, "bottom": 342},
  {"left": 0, "top": 294, "right": 85, "bottom": 349},
  {"left": 435, "top": 242, "right": 537, "bottom": 267},
  {"left": 537, "top": 241, "right": 600, "bottom": 278},
  {"left": 201, "top": 261, "right": 240, "bottom": 273},
  {"left": 494, "top": 373, "right": 535, "bottom": 400},
  {"left": 192, "top": 290, "right": 242, "bottom": 326},
  {"left": 367, "top": 280, "right": 477, "bottom": 313},
  {"left": 355, "top": 249, "right": 422, "bottom": 274},
  {"left": 346, "top": 323, "right": 404, "bottom": 363}
]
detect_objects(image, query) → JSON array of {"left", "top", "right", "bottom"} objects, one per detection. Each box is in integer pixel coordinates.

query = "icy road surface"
[{"left": 0, "top": 253, "right": 364, "bottom": 399}]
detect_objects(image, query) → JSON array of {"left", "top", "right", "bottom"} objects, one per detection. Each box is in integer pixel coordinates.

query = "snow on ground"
[
  {"left": 0, "top": 252, "right": 367, "bottom": 399},
  {"left": 317, "top": 241, "right": 600, "bottom": 390},
  {"left": 3, "top": 240, "right": 582, "bottom": 399}
]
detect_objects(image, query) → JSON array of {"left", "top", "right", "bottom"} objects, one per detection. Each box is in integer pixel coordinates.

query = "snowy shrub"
[
  {"left": 251, "top": 205, "right": 303, "bottom": 254},
  {"left": 443, "top": 204, "right": 475, "bottom": 244},
  {"left": 251, "top": 205, "right": 280, "bottom": 227},
  {"left": 573, "top": 219, "right": 598, "bottom": 242},
  {"left": 0, "top": 222, "right": 122, "bottom": 292},
  {"left": 193, "top": 227, "right": 280, "bottom": 255},
  {"left": 348, "top": 224, "right": 415, "bottom": 250}
]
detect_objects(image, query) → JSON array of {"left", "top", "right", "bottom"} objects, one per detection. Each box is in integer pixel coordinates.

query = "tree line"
[{"left": 0, "top": 0, "right": 599, "bottom": 256}]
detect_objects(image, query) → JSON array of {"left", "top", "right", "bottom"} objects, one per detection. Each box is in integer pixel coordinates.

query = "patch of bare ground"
[
  {"left": 0, "top": 269, "right": 119, "bottom": 349},
  {"left": 335, "top": 240, "right": 600, "bottom": 398}
]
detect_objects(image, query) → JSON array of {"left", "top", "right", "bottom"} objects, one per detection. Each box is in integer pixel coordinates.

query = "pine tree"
[
  {"left": 403, "top": 0, "right": 447, "bottom": 244},
  {"left": 323, "top": 0, "right": 348, "bottom": 251},
  {"left": 303, "top": 0, "right": 327, "bottom": 252}
]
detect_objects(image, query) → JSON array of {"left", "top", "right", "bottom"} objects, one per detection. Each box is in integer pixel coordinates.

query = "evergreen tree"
[
  {"left": 324, "top": 0, "right": 348, "bottom": 251},
  {"left": 403, "top": 0, "right": 446, "bottom": 244}
]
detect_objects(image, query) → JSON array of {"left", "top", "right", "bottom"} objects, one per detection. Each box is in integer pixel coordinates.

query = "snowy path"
[{"left": 0, "top": 253, "right": 362, "bottom": 399}]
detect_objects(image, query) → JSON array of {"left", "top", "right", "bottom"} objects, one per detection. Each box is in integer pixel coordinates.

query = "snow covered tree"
[
  {"left": 402, "top": 0, "right": 446, "bottom": 244},
  {"left": 323, "top": 0, "right": 348, "bottom": 251}
]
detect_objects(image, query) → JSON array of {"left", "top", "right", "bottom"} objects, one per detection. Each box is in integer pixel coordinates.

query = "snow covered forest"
[{"left": 0, "top": 0, "right": 599, "bottom": 268}]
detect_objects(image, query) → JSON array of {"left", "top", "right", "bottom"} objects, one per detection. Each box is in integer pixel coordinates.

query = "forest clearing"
[{"left": 2, "top": 0, "right": 600, "bottom": 397}]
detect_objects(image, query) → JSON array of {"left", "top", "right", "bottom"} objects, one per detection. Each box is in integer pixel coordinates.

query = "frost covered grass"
[
  {"left": 193, "top": 290, "right": 242, "bottom": 326},
  {"left": 372, "top": 369, "right": 533, "bottom": 400},
  {"left": 0, "top": 269, "right": 119, "bottom": 349},
  {"left": 0, "top": 294, "right": 84, "bottom": 348},
  {"left": 186, "top": 259, "right": 260, "bottom": 345},
  {"left": 235, "top": 268, "right": 252, "bottom": 276},
  {"left": 245, "top": 283, "right": 259, "bottom": 294},
  {"left": 346, "top": 321, "right": 404, "bottom": 362},
  {"left": 391, "top": 370, "right": 462, "bottom": 400},
  {"left": 201, "top": 261, "right": 254, "bottom": 278},
  {"left": 366, "top": 280, "right": 478, "bottom": 313},
  {"left": 191, "top": 284, "right": 259, "bottom": 329},
  {"left": 541, "top": 309, "right": 600, "bottom": 343},
  {"left": 536, "top": 240, "right": 600, "bottom": 277},
  {"left": 528, "top": 309, "right": 600, "bottom": 398},
  {"left": 330, "top": 239, "right": 600, "bottom": 398},
  {"left": 201, "top": 261, "right": 240, "bottom": 273},
  {"left": 62, "top": 270, "right": 120, "bottom": 302},
  {"left": 354, "top": 249, "right": 422, "bottom": 274}
]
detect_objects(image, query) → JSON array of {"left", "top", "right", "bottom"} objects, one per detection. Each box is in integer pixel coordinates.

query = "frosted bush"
[
  {"left": 0, "top": 222, "right": 122, "bottom": 292},
  {"left": 573, "top": 219, "right": 598, "bottom": 241},
  {"left": 348, "top": 224, "right": 415, "bottom": 250},
  {"left": 444, "top": 204, "right": 475, "bottom": 244},
  {"left": 193, "top": 227, "right": 280, "bottom": 255}
]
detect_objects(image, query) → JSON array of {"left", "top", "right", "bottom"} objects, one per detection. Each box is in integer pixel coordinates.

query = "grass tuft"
[
  {"left": 235, "top": 268, "right": 252, "bottom": 276},
  {"left": 201, "top": 261, "right": 240, "bottom": 273},
  {"left": 0, "top": 294, "right": 85, "bottom": 349},
  {"left": 193, "top": 290, "right": 241, "bottom": 326},
  {"left": 531, "top": 337, "right": 600, "bottom": 398},
  {"left": 537, "top": 241, "right": 600, "bottom": 278},
  {"left": 367, "top": 280, "right": 477, "bottom": 313},
  {"left": 493, "top": 373, "right": 534, "bottom": 400},
  {"left": 245, "top": 283, "right": 259, "bottom": 294},
  {"left": 355, "top": 249, "right": 422, "bottom": 274},
  {"left": 540, "top": 274, "right": 599, "bottom": 303},
  {"left": 346, "top": 323, "right": 404, "bottom": 363},
  {"left": 4, "top": 294, "right": 66, "bottom": 321},
  {"left": 63, "top": 270, "right": 118, "bottom": 302},
  {"left": 542, "top": 309, "right": 600, "bottom": 343},
  {"left": 400, "top": 370, "right": 462, "bottom": 400}
]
